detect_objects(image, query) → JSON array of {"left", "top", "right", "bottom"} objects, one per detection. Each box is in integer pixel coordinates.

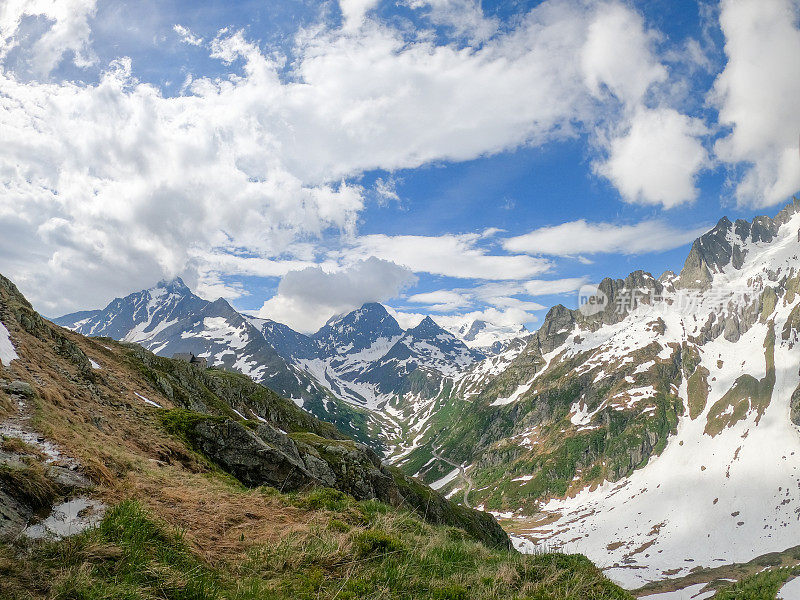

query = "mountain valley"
[{"left": 39, "top": 197, "right": 800, "bottom": 596}]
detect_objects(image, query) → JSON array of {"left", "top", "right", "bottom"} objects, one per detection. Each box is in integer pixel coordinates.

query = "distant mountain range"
[{"left": 55, "top": 282, "right": 528, "bottom": 454}]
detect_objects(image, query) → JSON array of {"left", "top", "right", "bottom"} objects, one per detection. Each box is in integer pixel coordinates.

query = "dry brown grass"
[
  {"left": 115, "top": 468, "right": 318, "bottom": 563},
  {"left": 1, "top": 435, "right": 45, "bottom": 458},
  {"left": 0, "top": 319, "right": 331, "bottom": 567}
]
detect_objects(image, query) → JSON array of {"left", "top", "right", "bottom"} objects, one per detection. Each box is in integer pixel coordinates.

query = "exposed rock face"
[
  {"left": 190, "top": 419, "right": 320, "bottom": 491},
  {"left": 533, "top": 305, "right": 576, "bottom": 355},
  {"left": 1, "top": 380, "right": 34, "bottom": 397},
  {"left": 0, "top": 488, "right": 30, "bottom": 538},
  {"left": 678, "top": 213, "right": 784, "bottom": 289},
  {"left": 679, "top": 217, "right": 735, "bottom": 289},
  {"left": 791, "top": 381, "right": 800, "bottom": 427}
]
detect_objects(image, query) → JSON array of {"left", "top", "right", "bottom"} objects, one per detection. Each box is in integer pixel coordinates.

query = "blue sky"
[{"left": 0, "top": 0, "right": 798, "bottom": 333}]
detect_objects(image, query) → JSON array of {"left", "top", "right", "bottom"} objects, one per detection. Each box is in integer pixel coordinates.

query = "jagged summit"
[
  {"left": 678, "top": 199, "right": 800, "bottom": 289},
  {"left": 153, "top": 276, "right": 191, "bottom": 294},
  {"left": 408, "top": 315, "right": 440, "bottom": 336},
  {"left": 313, "top": 302, "right": 404, "bottom": 356}
]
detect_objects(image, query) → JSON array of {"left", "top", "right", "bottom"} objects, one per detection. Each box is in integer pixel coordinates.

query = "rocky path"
[{"left": 0, "top": 381, "right": 103, "bottom": 539}]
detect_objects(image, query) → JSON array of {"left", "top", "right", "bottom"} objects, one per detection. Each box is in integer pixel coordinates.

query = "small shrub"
[
  {"left": 297, "top": 488, "right": 351, "bottom": 511},
  {"left": 358, "top": 499, "right": 391, "bottom": 520},
  {"left": 432, "top": 584, "right": 468, "bottom": 600},
  {"left": 352, "top": 529, "right": 405, "bottom": 557},
  {"left": 327, "top": 518, "right": 350, "bottom": 533}
]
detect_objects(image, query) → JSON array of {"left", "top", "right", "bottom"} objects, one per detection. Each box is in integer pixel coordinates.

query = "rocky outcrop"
[
  {"left": 164, "top": 409, "right": 511, "bottom": 549},
  {"left": 678, "top": 212, "right": 785, "bottom": 290},
  {"left": 533, "top": 305, "right": 576, "bottom": 355},
  {"left": 791, "top": 380, "right": 800, "bottom": 427},
  {"left": 188, "top": 418, "right": 320, "bottom": 491}
]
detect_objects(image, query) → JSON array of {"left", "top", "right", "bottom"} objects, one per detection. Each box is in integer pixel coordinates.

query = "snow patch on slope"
[{"left": 0, "top": 322, "right": 18, "bottom": 366}]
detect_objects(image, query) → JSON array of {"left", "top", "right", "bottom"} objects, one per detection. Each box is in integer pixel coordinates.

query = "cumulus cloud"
[
  {"left": 342, "top": 234, "right": 552, "bottom": 279},
  {"left": 256, "top": 258, "right": 416, "bottom": 332},
  {"left": 597, "top": 108, "right": 710, "bottom": 208},
  {"left": 0, "top": 0, "right": 97, "bottom": 76},
  {"left": 504, "top": 220, "right": 708, "bottom": 256},
  {"left": 580, "top": 2, "right": 666, "bottom": 104},
  {"left": 338, "top": 0, "right": 380, "bottom": 31},
  {"left": 711, "top": 0, "right": 800, "bottom": 207},
  {"left": 0, "top": 0, "right": 720, "bottom": 316},
  {"left": 0, "top": 51, "right": 365, "bottom": 313},
  {"left": 404, "top": 0, "right": 498, "bottom": 42},
  {"left": 581, "top": 3, "right": 710, "bottom": 208}
]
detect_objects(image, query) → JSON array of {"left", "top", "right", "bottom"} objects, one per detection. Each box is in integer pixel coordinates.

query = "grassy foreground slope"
[
  {"left": 1, "top": 494, "right": 629, "bottom": 600},
  {"left": 0, "top": 272, "right": 631, "bottom": 600}
]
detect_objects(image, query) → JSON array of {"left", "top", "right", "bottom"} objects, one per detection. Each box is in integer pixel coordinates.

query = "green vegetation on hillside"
[
  {"left": 0, "top": 496, "right": 633, "bottom": 600},
  {"left": 711, "top": 567, "right": 798, "bottom": 599},
  {"left": 403, "top": 340, "right": 684, "bottom": 512}
]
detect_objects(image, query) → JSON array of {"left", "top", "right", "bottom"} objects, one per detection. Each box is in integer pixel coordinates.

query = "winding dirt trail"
[{"left": 431, "top": 448, "right": 474, "bottom": 509}]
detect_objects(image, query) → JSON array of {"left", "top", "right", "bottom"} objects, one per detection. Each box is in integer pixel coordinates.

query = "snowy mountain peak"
[
  {"left": 453, "top": 319, "right": 530, "bottom": 354},
  {"left": 313, "top": 302, "right": 403, "bottom": 355},
  {"left": 408, "top": 315, "right": 441, "bottom": 337},
  {"left": 395, "top": 315, "right": 482, "bottom": 375},
  {"left": 677, "top": 207, "right": 792, "bottom": 289},
  {"left": 153, "top": 276, "right": 191, "bottom": 295}
]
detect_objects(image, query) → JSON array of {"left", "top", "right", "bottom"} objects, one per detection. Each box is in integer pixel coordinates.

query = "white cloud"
[
  {"left": 399, "top": 280, "right": 566, "bottom": 330},
  {"left": 173, "top": 24, "right": 203, "bottom": 47},
  {"left": 711, "top": 0, "right": 800, "bottom": 207},
  {"left": 523, "top": 277, "right": 588, "bottom": 295},
  {"left": 504, "top": 220, "right": 707, "bottom": 256},
  {"left": 343, "top": 234, "right": 552, "bottom": 279},
  {"left": 597, "top": 107, "right": 710, "bottom": 208},
  {"left": 0, "top": 0, "right": 97, "bottom": 76},
  {"left": 0, "top": 0, "right": 716, "bottom": 315},
  {"left": 0, "top": 57, "right": 366, "bottom": 314},
  {"left": 407, "top": 289, "right": 472, "bottom": 312},
  {"left": 580, "top": 3, "right": 709, "bottom": 209},
  {"left": 256, "top": 258, "right": 416, "bottom": 332},
  {"left": 581, "top": 2, "right": 666, "bottom": 104},
  {"left": 338, "top": 0, "right": 380, "bottom": 31},
  {"left": 404, "top": 0, "right": 498, "bottom": 42}
]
